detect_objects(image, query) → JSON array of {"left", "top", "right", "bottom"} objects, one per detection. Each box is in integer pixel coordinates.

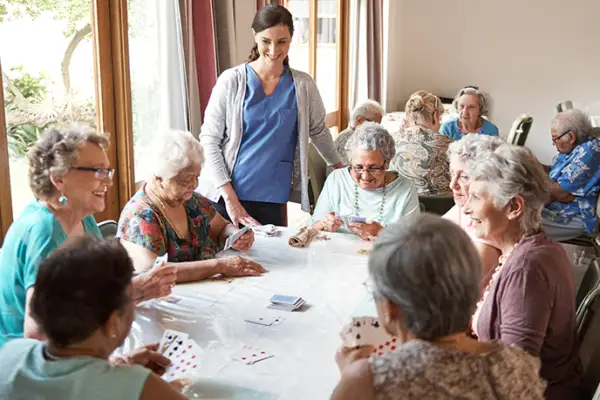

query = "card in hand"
[
  {"left": 152, "top": 253, "right": 168, "bottom": 269},
  {"left": 224, "top": 225, "right": 252, "bottom": 251},
  {"left": 163, "top": 338, "right": 203, "bottom": 382},
  {"left": 231, "top": 345, "right": 274, "bottom": 365},
  {"left": 158, "top": 329, "right": 188, "bottom": 354},
  {"left": 340, "top": 317, "right": 399, "bottom": 356}
]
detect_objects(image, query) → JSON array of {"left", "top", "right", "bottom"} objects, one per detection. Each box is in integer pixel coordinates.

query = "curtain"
[{"left": 348, "top": 0, "right": 383, "bottom": 110}]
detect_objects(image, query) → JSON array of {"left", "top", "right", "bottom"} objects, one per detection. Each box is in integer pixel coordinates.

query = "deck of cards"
[
  {"left": 224, "top": 226, "right": 252, "bottom": 251},
  {"left": 340, "top": 316, "right": 399, "bottom": 356},
  {"left": 266, "top": 294, "right": 306, "bottom": 311},
  {"left": 337, "top": 215, "right": 367, "bottom": 226},
  {"left": 158, "top": 329, "right": 203, "bottom": 382}
]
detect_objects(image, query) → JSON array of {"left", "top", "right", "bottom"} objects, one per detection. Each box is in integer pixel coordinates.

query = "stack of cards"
[
  {"left": 337, "top": 215, "right": 367, "bottom": 226},
  {"left": 158, "top": 329, "right": 203, "bottom": 382},
  {"left": 224, "top": 226, "right": 252, "bottom": 251},
  {"left": 230, "top": 345, "right": 274, "bottom": 365},
  {"left": 340, "top": 316, "right": 399, "bottom": 356},
  {"left": 266, "top": 294, "right": 306, "bottom": 311}
]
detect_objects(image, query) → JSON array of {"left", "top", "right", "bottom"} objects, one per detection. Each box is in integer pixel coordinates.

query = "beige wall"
[{"left": 384, "top": 0, "right": 600, "bottom": 163}]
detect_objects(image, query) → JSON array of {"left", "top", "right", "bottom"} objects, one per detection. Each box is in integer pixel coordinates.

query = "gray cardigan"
[{"left": 197, "top": 63, "right": 341, "bottom": 212}]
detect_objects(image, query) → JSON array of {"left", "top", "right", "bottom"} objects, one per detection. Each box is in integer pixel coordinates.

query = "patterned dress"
[
  {"left": 542, "top": 137, "right": 600, "bottom": 233},
  {"left": 116, "top": 186, "right": 218, "bottom": 262},
  {"left": 389, "top": 126, "right": 453, "bottom": 196},
  {"left": 370, "top": 339, "right": 546, "bottom": 399}
]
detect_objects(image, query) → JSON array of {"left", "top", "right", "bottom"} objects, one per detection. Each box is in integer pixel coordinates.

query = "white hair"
[
  {"left": 345, "top": 122, "right": 396, "bottom": 164},
  {"left": 349, "top": 100, "right": 385, "bottom": 128},
  {"left": 447, "top": 134, "right": 505, "bottom": 163},
  {"left": 551, "top": 109, "right": 596, "bottom": 143},
  {"left": 149, "top": 130, "right": 204, "bottom": 180},
  {"left": 467, "top": 144, "right": 549, "bottom": 234},
  {"left": 452, "top": 87, "right": 490, "bottom": 116}
]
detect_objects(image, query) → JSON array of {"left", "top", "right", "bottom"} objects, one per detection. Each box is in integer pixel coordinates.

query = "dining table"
[{"left": 121, "top": 227, "right": 377, "bottom": 399}]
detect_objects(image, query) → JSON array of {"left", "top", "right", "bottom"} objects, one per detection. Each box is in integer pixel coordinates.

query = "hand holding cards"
[
  {"left": 266, "top": 294, "right": 306, "bottom": 311},
  {"left": 158, "top": 329, "right": 203, "bottom": 382},
  {"left": 224, "top": 225, "right": 253, "bottom": 251},
  {"left": 340, "top": 317, "right": 399, "bottom": 356},
  {"left": 337, "top": 214, "right": 367, "bottom": 227}
]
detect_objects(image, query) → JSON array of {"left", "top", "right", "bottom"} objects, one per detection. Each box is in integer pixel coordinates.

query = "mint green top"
[
  {"left": 0, "top": 201, "right": 101, "bottom": 347},
  {"left": 0, "top": 339, "right": 151, "bottom": 399},
  {"left": 311, "top": 169, "right": 420, "bottom": 233}
]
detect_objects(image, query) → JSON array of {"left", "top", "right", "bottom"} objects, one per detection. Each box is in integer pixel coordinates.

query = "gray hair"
[
  {"left": 467, "top": 144, "right": 549, "bottom": 234},
  {"left": 150, "top": 130, "right": 204, "bottom": 180},
  {"left": 349, "top": 100, "right": 385, "bottom": 128},
  {"left": 551, "top": 109, "right": 595, "bottom": 143},
  {"left": 345, "top": 122, "right": 396, "bottom": 164},
  {"left": 369, "top": 214, "right": 482, "bottom": 340},
  {"left": 447, "top": 134, "right": 505, "bottom": 164},
  {"left": 28, "top": 124, "right": 110, "bottom": 200},
  {"left": 452, "top": 87, "right": 490, "bottom": 116}
]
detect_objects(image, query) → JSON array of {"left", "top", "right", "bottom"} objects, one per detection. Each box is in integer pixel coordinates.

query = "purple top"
[{"left": 476, "top": 232, "right": 582, "bottom": 400}]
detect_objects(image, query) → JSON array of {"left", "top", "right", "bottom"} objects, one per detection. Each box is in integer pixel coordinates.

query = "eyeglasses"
[
  {"left": 552, "top": 130, "right": 571, "bottom": 143},
  {"left": 348, "top": 165, "right": 386, "bottom": 175},
  {"left": 71, "top": 167, "right": 115, "bottom": 180}
]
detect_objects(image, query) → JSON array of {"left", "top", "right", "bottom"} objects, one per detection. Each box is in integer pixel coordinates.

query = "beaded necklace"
[{"left": 353, "top": 181, "right": 387, "bottom": 224}]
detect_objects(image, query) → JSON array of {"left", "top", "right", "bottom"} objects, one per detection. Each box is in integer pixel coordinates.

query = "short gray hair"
[
  {"left": 447, "top": 134, "right": 505, "bottom": 164},
  {"left": 345, "top": 122, "right": 396, "bottom": 164},
  {"left": 468, "top": 144, "right": 549, "bottom": 234},
  {"left": 369, "top": 214, "right": 482, "bottom": 340},
  {"left": 28, "top": 124, "right": 110, "bottom": 200},
  {"left": 452, "top": 87, "right": 490, "bottom": 116},
  {"left": 150, "top": 130, "right": 204, "bottom": 180},
  {"left": 349, "top": 100, "right": 385, "bottom": 128},
  {"left": 551, "top": 109, "right": 595, "bottom": 143}
]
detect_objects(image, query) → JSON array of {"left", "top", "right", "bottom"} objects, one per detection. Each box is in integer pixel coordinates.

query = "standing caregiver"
[{"left": 198, "top": 4, "right": 343, "bottom": 227}]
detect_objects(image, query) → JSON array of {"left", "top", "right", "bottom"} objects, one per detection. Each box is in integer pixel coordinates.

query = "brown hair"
[{"left": 247, "top": 4, "right": 294, "bottom": 66}]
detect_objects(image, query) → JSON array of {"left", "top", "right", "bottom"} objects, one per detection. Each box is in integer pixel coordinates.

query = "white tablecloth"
[{"left": 122, "top": 228, "right": 377, "bottom": 399}]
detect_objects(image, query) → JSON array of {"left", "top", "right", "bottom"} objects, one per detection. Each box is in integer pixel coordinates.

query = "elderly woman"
[
  {"left": 0, "top": 126, "right": 175, "bottom": 347},
  {"left": 335, "top": 100, "right": 385, "bottom": 166},
  {"left": 117, "top": 130, "right": 266, "bottom": 283},
  {"left": 541, "top": 109, "right": 600, "bottom": 241},
  {"left": 0, "top": 236, "right": 187, "bottom": 398},
  {"left": 331, "top": 214, "right": 546, "bottom": 399},
  {"left": 440, "top": 86, "right": 499, "bottom": 140},
  {"left": 464, "top": 144, "right": 582, "bottom": 399},
  {"left": 199, "top": 5, "right": 342, "bottom": 228},
  {"left": 311, "top": 123, "right": 419, "bottom": 240},
  {"left": 389, "top": 90, "right": 453, "bottom": 195},
  {"left": 443, "top": 135, "right": 504, "bottom": 277}
]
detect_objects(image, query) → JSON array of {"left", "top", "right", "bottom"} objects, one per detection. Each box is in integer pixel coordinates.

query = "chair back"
[
  {"left": 506, "top": 114, "right": 533, "bottom": 146},
  {"left": 418, "top": 195, "right": 455, "bottom": 216},
  {"left": 98, "top": 220, "right": 118, "bottom": 240},
  {"left": 307, "top": 143, "right": 328, "bottom": 213},
  {"left": 577, "top": 258, "right": 600, "bottom": 311},
  {"left": 556, "top": 100, "right": 574, "bottom": 113},
  {"left": 577, "top": 286, "right": 600, "bottom": 398}
]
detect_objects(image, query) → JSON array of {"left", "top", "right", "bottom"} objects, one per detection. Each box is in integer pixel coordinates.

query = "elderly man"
[{"left": 335, "top": 100, "right": 385, "bottom": 165}]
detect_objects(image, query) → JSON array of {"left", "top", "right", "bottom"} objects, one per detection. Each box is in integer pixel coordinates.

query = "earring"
[
  {"left": 110, "top": 332, "right": 117, "bottom": 339},
  {"left": 58, "top": 194, "right": 68, "bottom": 205}
]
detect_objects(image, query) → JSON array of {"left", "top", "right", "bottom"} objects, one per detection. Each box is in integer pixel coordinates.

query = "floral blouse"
[
  {"left": 389, "top": 126, "right": 453, "bottom": 196},
  {"left": 543, "top": 137, "right": 600, "bottom": 233},
  {"left": 116, "top": 186, "right": 218, "bottom": 262}
]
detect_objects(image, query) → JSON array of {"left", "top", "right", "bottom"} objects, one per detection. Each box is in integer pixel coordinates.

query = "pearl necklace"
[{"left": 353, "top": 181, "right": 387, "bottom": 224}]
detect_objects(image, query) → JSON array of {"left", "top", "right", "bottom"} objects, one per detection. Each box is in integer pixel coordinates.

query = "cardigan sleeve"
[
  {"left": 305, "top": 77, "right": 342, "bottom": 166},
  {"left": 199, "top": 69, "right": 236, "bottom": 189}
]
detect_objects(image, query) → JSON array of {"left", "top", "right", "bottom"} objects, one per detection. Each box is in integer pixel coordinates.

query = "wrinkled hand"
[
  {"left": 219, "top": 256, "right": 266, "bottom": 277},
  {"left": 231, "top": 230, "right": 255, "bottom": 252},
  {"left": 132, "top": 263, "right": 178, "bottom": 303},
  {"left": 320, "top": 212, "right": 344, "bottom": 232},
  {"left": 224, "top": 198, "right": 260, "bottom": 228},
  {"left": 111, "top": 343, "right": 171, "bottom": 375},
  {"left": 335, "top": 345, "right": 375, "bottom": 373},
  {"left": 348, "top": 221, "right": 383, "bottom": 241},
  {"left": 169, "top": 378, "right": 193, "bottom": 393}
]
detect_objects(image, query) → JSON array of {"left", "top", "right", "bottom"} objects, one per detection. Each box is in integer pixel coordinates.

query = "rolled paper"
[{"left": 288, "top": 227, "right": 318, "bottom": 248}]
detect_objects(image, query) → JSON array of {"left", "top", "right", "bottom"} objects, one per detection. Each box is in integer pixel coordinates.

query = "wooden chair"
[{"left": 506, "top": 114, "right": 533, "bottom": 146}]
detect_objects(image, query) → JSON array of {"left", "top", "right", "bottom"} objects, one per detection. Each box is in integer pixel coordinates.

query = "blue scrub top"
[
  {"left": 231, "top": 64, "right": 298, "bottom": 204},
  {"left": 440, "top": 117, "right": 499, "bottom": 140}
]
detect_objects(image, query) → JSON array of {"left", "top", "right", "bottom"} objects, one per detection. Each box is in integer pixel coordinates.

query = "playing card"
[
  {"left": 244, "top": 314, "right": 286, "bottom": 326},
  {"left": 158, "top": 329, "right": 188, "bottom": 354},
  {"left": 152, "top": 253, "right": 168, "bottom": 269},
  {"left": 270, "top": 294, "right": 301, "bottom": 305},
  {"left": 163, "top": 335, "right": 188, "bottom": 359},
  {"left": 231, "top": 345, "right": 274, "bottom": 365},
  {"left": 163, "top": 339, "right": 203, "bottom": 382},
  {"left": 340, "top": 317, "right": 399, "bottom": 356},
  {"left": 349, "top": 216, "right": 367, "bottom": 224},
  {"left": 224, "top": 226, "right": 252, "bottom": 251}
]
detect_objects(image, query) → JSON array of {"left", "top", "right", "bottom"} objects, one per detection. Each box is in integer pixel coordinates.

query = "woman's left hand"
[
  {"left": 335, "top": 345, "right": 375, "bottom": 373},
  {"left": 111, "top": 343, "right": 171, "bottom": 375},
  {"left": 348, "top": 221, "right": 383, "bottom": 241},
  {"left": 231, "top": 230, "right": 255, "bottom": 251}
]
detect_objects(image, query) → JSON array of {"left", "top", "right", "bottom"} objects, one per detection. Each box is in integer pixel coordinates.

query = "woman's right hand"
[
  {"left": 218, "top": 256, "right": 266, "bottom": 277},
  {"left": 320, "top": 212, "right": 344, "bottom": 232},
  {"left": 224, "top": 198, "right": 260, "bottom": 228},
  {"left": 335, "top": 345, "right": 375, "bottom": 373},
  {"left": 132, "top": 264, "right": 178, "bottom": 303}
]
